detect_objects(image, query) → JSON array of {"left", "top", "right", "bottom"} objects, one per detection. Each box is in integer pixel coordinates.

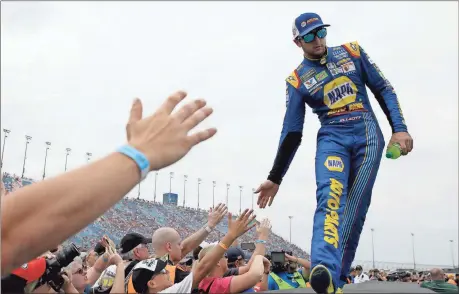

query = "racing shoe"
[{"left": 309, "top": 264, "right": 335, "bottom": 294}]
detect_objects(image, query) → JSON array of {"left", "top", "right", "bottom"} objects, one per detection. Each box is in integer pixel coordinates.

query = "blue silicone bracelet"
[{"left": 117, "top": 145, "right": 150, "bottom": 180}]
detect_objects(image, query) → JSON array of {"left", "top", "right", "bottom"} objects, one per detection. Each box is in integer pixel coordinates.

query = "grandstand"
[{"left": 1, "top": 172, "right": 310, "bottom": 259}]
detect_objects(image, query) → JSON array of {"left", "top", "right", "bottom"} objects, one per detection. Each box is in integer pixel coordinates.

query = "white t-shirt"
[
  {"left": 93, "top": 265, "right": 117, "bottom": 291},
  {"left": 159, "top": 272, "right": 194, "bottom": 293},
  {"left": 354, "top": 273, "right": 369, "bottom": 284}
]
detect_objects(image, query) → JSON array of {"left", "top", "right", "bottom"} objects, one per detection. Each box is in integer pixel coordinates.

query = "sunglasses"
[{"left": 301, "top": 27, "right": 327, "bottom": 43}]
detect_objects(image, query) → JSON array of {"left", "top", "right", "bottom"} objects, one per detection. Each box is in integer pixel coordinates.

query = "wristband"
[
  {"left": 117, "top": 145, "right": 150, "bottom": 180},
  {"left": 255, "top": 240, "right": 267, "bottom": 244},
  {"left": 204, "top": 226, "right": 213, "bottom": 233},
  {"left": 218, "top": 242, "right": 229, "bottom": 250}
]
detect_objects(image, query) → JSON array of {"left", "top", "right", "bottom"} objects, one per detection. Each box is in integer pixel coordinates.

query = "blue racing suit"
[{"left": 267, "top": 41, "right": 407, "bottom": 289}]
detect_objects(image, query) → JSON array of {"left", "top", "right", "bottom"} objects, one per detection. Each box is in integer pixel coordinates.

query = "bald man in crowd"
[
  {"left": 420, "top": 268, "right": 458, "bottom": 293},
  {"left": 150, "top": 204, "right": 228, "bottom": 284}
]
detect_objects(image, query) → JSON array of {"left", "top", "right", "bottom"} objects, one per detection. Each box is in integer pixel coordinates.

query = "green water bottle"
[{"left": 386, "top": 143, "right": 402, "bottom": 159}]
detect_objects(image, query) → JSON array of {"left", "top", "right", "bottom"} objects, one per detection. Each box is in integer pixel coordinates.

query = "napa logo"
[
  {"left": 324, "top": 156, "right": 344, "bottom": 172},
  {"left": 323, "top": 76, "right": 357, "bottom": 109}
]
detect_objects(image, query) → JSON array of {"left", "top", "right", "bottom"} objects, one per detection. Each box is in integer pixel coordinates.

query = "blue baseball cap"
[{"left": 292, "top": 12, "right": 330, "bottom": 39}]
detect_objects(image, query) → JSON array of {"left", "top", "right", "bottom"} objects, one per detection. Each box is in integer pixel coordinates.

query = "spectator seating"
[{"left": 2, "top": 172, "right": 310, "bottom": 259}]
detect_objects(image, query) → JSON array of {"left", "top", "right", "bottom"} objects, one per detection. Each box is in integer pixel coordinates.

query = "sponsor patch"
[
  {"left": 323, "top": 178, "right": 344, "bottom": 249},
  {"left": 343, "top": 41, "right": 361, "bottom": 57},
  {"left": 332, "top": 49, "right": 349, "bottom": 60},
  {"left": 300, "top": 68, "right": 317, "bottom": 82},
  {"left": 327, "top": 63, "right": 337, "bottom": 70},
  {"left": 336, "top": 58, "right": 351, "bottom": 66},
  {"left": 307, "top": 17, "right": 319, "bottom": 24},
  {"left": 311, "top": 86, "right": 322, "bottom": 95},
  {"left": 327, "top": 102, "right": 366, "bottom": 116},
  {"left": 304, "top": 77, "right": 317, "bottom": 90},
  {"left": 315, "top": 71, "right": 328, "bottom": 82},
  {"left": 327, "top": 63, "right": 343, "bottom": 76},
  {"left": 341, "top": 61, "right": 356, "bottom": 74},
  {"left": 286, "top": 70, "right": 300, "bottom": 89},
  {"left": 334, "top": 52, "right": 349, "bottom": 60},
  {"left": 323, "top": 76, "right": 358, "bottom": 109},
  {"left": 330, "top": 68, "right": 343, "bottom": 76},
  {"left": 325, "top": 156, "right": 344, "bottom": 172}
]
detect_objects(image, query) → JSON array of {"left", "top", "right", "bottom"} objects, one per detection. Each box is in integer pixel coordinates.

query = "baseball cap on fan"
[
  {"left": 292, "top": 12, "right": 330, "bottom": 39},
  {"left": 129, "top": 258, "right": 168, "bottom": 293},
  {"left": 119, "top": 232, "right": 152, "bottom": 254}
]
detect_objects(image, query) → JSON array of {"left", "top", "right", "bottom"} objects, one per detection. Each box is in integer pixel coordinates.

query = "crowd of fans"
[
  {"left": 1, "top": 172, "right": 308, "bottom": 259},
  {"left": 349, "top": 265, "right": 458, "bottom": 291},
  {"left": 1, "top": 94, "right": 457, "bottom": 294},
  {"left": 2, "top": 171, "right": 458, "bottom": 293}
]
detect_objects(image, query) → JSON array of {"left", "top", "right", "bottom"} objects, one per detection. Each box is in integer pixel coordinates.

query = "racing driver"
[{"left": 255, "top": 12, "right": 413, "bottom": 293}]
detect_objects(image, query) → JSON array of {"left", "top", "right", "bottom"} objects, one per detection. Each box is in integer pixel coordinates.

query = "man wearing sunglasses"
[{"left": 256, "top": 12, "right": 413, "bottom": 294}]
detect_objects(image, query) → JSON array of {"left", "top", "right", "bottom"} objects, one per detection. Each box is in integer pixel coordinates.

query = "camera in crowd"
[
  {"left": 42, "top": 243, "right": 81, "bottom": 291},
  {"left": 1, "top": 243, "right": 80, "bottom": 293},
  {"left": 270, "top": 250, "right": 293, "bottom": 273},
  {"left": 240, "top": 242, "right": 256, "bottom": 252},
  {"left": 386, "top": 271, "right": 411, "bottom": 282}
]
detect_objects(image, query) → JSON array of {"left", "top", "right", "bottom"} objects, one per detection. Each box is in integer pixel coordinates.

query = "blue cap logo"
[{"left": 292, "top": 12, "right": 330, "bottom": 39}]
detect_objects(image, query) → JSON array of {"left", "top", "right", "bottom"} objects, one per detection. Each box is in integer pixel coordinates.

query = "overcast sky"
[{"left": 1, "top": 1, "right": 458, "bottom": 267}]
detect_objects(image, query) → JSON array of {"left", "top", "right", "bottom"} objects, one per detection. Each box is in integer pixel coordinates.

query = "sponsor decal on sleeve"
[
  {"left": 286, "top": 70, "right": 300, "bottom": 89},
  {"left": 343, "top": 41, "right": 361, "bottom": 58}
]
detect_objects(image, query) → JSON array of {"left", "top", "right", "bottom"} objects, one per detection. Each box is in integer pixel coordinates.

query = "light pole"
[
  {"left": 212, "top": 181, "right": 216, "bottom": 208},
  {"left": 86, "top": 152, "right": 92, "bottom": 163},
  {"left": 169, "top": 172, "right": 174, "bottom": 194},
  {"left": 288, "top": 216, "right": 293, "bottom": 243},
  {"left": 154, "top": 172, "right": 158, "bottom": 202},
  {"left": 1, "top": 129, "right": 11, "bottom": 168},
  {"left": 183, "top": 175, "right": 188, "bottom": 207},
  {"left": 450, "top": 240, "right": 456, "bottom": 269},
  {"left": 197, "top": 178, "right": 202, "bottom": 209},
  {"left": 226, "top": 183, "right": 230, "bottom": 207},
  {"left": 371, "top": 228, "right": 375, "bottom": 269},
  {"left": 21, "top": 135, "right": 32, "bottom": 179},
  {"left": 411, "top": 233, "right": 416, "bottom": 270},
  {"left": 252, "top": 188, "right": 255, "bottom": 210},
  {"left": 64, "top": 148, "right": 71, "bottom": 171},
  {"left": 42, "top": 142, "right": 51, "bottom": 180},
  {"left": 239, "top": 186, "right": 243, "bottom": 215}
]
